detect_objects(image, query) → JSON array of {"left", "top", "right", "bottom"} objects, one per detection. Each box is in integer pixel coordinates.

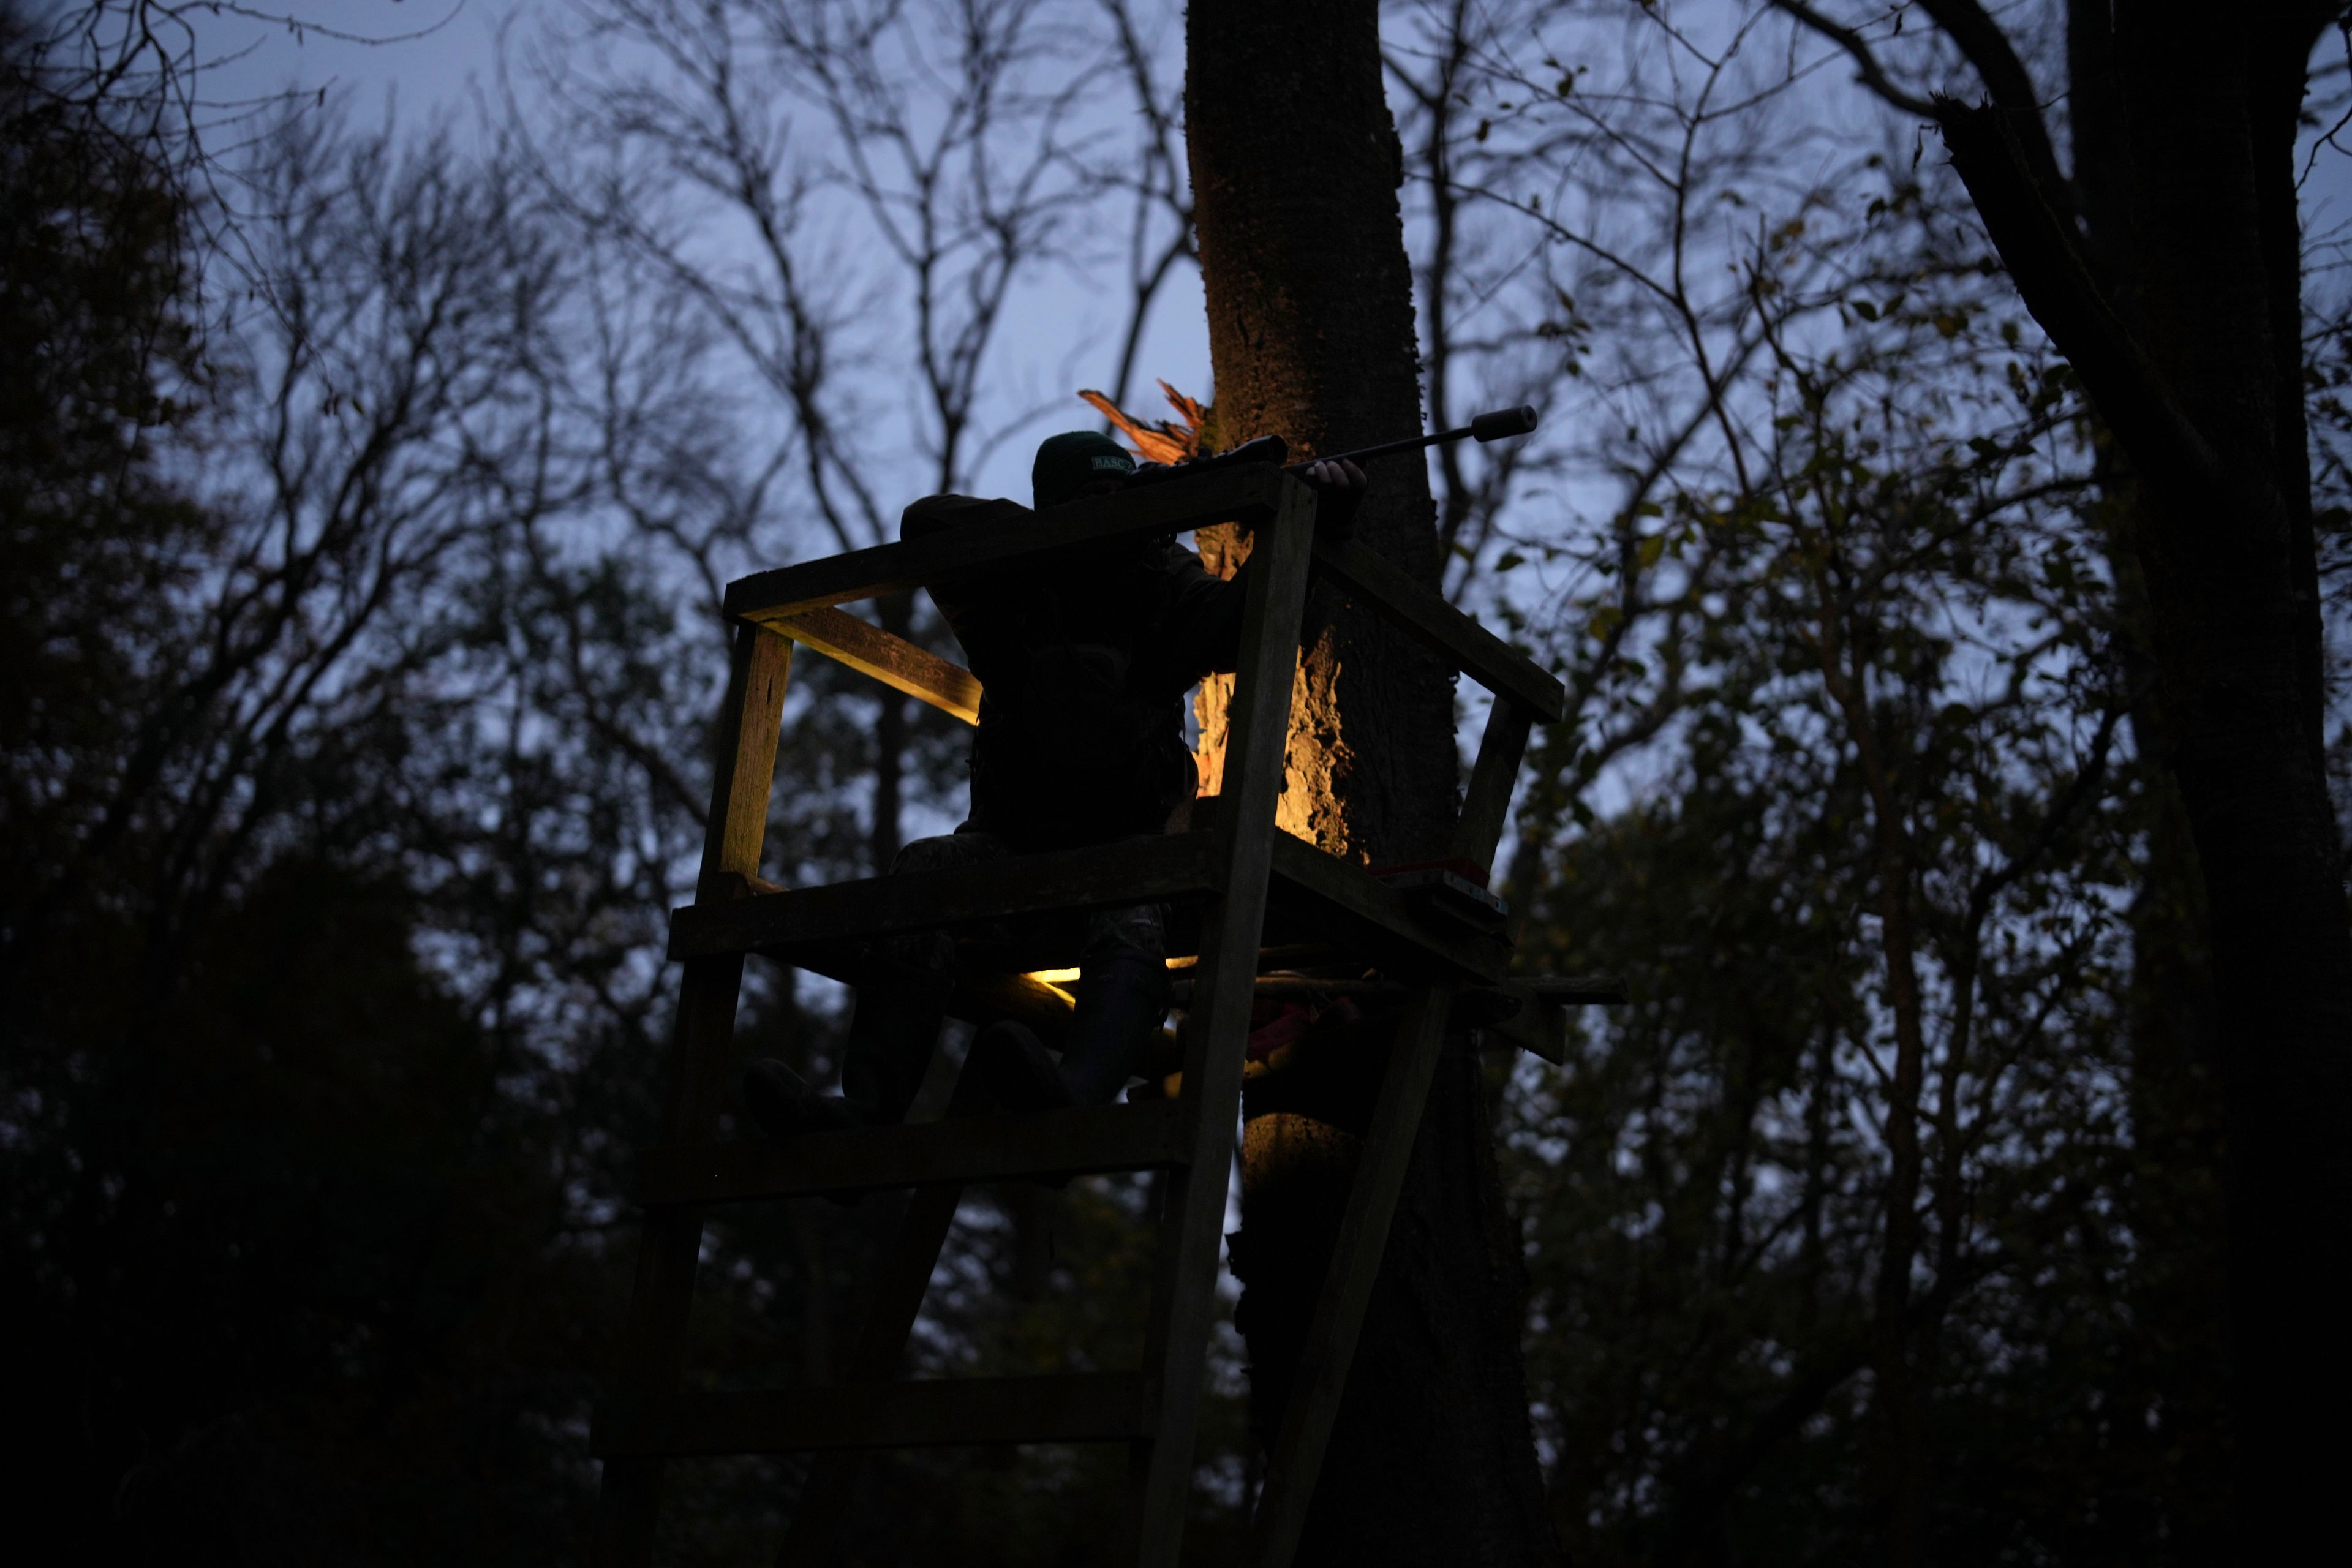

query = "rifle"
[
  {"left": 1290, "top": 403, "right": 1539, "bottom": 473},
  {"left": 1123, "top": 404, "right": 1539, "bottom": 488}
]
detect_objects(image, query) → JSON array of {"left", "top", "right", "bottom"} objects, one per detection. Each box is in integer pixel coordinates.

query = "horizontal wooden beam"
[
  {"left": 633, "top": 1099, "right": 1188, "bottom": 1205},
  {"left": 592, "top": 1372, "right": 1148, "bottom": 1457},
  {"left": 1480, "top": 974, "right": 1628, "bottom": 1063},
  {"left": 770, "top": 605, "right": 981, "bottom": 725},
  {"left": 723, "top": 466, "right": 1295, "bottom": 620},
  {"left": 682, "top": 831, "right": 1515, "bottom": 987},
  {"left": 1267, "top": 833, "right": 1510, "bottom": 984},
  {"left": 667, "top": 832, "right": 1223, "bottom": 962},
  {"left": 1526, "top": 973, "right": 1628, "bottom": 1005},
  {"left": 1310, "top": 537, "right": 1566, "bottom": 722}
]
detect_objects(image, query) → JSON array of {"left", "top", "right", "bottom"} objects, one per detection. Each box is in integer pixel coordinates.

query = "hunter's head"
[{"left": 1031, "top": 431, "right": 1136, "bottom": 510}]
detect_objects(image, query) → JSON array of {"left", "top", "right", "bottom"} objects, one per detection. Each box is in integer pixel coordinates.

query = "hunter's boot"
[
  {"left": 1060, "top": 946, "right": 1173, "bottom": 1106},
  {"left": 741, "top": 961, "right": 951, "bottom": 1141}
]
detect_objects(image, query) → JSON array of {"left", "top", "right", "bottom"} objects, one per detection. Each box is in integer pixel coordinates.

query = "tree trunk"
[
  {"left": 2090, "top": 458, "right": 2236, "bottom": 1560},
  {"left": 1935, "top": 9, "right": 2352, "bottom": 1556},
  {"left": 1185, "top": 3, "right": 1559, "bottom": 1561}
]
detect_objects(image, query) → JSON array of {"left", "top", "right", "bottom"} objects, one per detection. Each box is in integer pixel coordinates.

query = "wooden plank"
[
  {"left": 1132, "top": 475, "right": 1322, "bottom": 1567},
  {"left": 633, "top": 1099, "right": 1188, "bottom": 1205},
  {"left": 723, "top": 465, "right": 1290, "bottom": 620},
  {"left": 667, "top": 832, "right": 1223, "bottom": 962},
  {"left": 596, "top": 624, "right": 792, "bottom": 1568},
  {"left": 594, "top": 1372, "right": 1149, "bottom": 1457},
  {"left": 1265, "top": 832, "right": 1510, "bottom": 984},
  {"left": 1248, "top": 984, "right": 1460, "bottom": 1568},
  {"left": 1310, "top": 536, "right": 1566, "bottom": 722},
  {"left": 768, "top": 604, "right": 982, "bottom": 725},
  {"left": 1450, "top": 696, "right": 1536, "bottom": 875}
]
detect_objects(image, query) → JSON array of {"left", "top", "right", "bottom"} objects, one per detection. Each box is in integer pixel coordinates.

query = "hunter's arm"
[{"left": 1152, "top": 545, "right": 1254, "bottom": 685}]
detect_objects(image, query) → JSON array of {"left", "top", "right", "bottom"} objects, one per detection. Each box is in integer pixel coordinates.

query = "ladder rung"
[
  {"left": 1266, "top": 834, "right": 1510, "bottom": 983},
  {"left": 592, "top": 1371, "right": 1149, "bottom": 1457},
  {"left": 667, "top": 832, "right": 1223, "bottom": 961},
  {"left": 633, "top": 1100, "right": 1188, "bottom": 1205}
]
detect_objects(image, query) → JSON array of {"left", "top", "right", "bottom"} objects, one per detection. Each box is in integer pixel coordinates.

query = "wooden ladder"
[{"left": 589, "top": 464, "right": 1577, "bottom": 1567}]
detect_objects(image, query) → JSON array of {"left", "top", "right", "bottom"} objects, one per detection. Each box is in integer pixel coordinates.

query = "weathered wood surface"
[
  {"left": 724, "top": 464, "right": 1293, "bottom": 620},
  {"left": 1310, "top": 535, "right": 1566, "bottom": 722},
  {"left": 595, "top": 624, "right": 791, "bottom": 1568},
  {"left": 594, "top": 1372, "right": 1149, "bottom": 1457},
  {"left": 773, "top": 604, "right": 982, "bottom": 725},
  {"left": 666, "top": 832, "right": 1223, "bottom": 962},
  {"left": 633, "top": 1100, "right": 1188, "bottom": 1205}
]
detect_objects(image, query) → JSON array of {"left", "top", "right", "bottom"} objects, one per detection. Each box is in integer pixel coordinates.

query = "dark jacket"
[{"left": 902, "top": 494, "right": 1252, "bottom": 850}]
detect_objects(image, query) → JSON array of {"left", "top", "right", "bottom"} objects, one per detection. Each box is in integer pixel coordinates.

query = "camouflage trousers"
[{"left": 880, "top": 830, "right": 1169, "bottom": 978}]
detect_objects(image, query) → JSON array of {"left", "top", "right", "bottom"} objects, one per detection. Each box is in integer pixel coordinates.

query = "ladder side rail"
[
  {"left": 1309, "top": 536, "right": 1565, "bottom": 723},
  {"left": 1131, "top": 478, "right": 1323, "bottom": 1567},
  {"left": 1245, "top": 693, "right": 1538, "bottom": 1566},
  {"left": 593, "top": 624, "right": 793, "bottom": 1568},
  {"left": 724, "top": 466, "right": 1287, "bottom": 621}
]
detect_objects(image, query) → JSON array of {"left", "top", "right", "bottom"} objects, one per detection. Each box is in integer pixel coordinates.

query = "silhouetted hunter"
[{"left": 741, "top": 435, "right": 1367, "bottom": 1136}]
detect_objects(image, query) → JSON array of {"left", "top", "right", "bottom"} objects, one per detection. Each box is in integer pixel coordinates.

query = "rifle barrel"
[{"left": 1284, "top": 404, "right": 1537, "bottom": 473}]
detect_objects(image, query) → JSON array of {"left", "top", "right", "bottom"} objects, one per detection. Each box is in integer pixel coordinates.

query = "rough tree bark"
[
  {"left": 1914, "top": 3, "right": 2352, "bottom": 1555},
  {"left": 1184, "top": 2, "right": 1560, "bottom": 1562}
]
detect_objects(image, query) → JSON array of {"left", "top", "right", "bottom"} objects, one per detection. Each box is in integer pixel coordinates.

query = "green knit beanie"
[{"left": 1031, "top": 431, "right": 1137, "bottom": 510}]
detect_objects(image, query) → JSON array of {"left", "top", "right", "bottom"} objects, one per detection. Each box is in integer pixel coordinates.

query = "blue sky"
[{"left": 189, "top": 0, "right": 1215, "bottom": 506}]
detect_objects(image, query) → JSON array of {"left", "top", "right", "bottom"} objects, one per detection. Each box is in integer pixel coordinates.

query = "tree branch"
[
  {"left": 1934, "top": 96, "right": 2223, "bottom": 503},
  {"left": 1766, "top": 0, "right": 1937, "bottom": 117}
]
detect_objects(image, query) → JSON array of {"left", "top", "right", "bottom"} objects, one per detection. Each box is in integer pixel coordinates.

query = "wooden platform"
[{"left": 589, "top": 459, "right": 1596, "bottom": 1568}]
